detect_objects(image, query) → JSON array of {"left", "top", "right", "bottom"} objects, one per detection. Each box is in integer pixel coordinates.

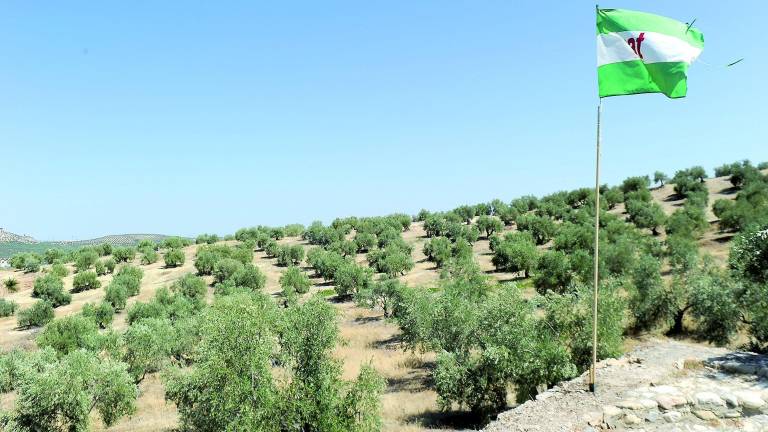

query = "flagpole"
[{"left": 590, "top": 98, "right": 602, "bottom": 393}]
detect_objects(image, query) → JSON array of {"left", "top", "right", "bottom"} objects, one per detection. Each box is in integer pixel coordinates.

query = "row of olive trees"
[{"left": 0, "top": 265, "right": 149, "bottom": 430}]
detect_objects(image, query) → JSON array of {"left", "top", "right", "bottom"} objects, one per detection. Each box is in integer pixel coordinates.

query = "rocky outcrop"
[{"left": 484, "top": 339, "right": 768, "bottom": 432}]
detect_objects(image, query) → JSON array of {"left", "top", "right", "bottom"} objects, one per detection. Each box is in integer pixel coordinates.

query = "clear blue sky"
[{"left": 1, "top": 2, "right": 765, "bottom": 240}]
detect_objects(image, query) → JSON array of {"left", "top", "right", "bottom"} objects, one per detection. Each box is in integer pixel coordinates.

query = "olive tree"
[
  {"left": 17, "top": 301, "right": 55, "bottom": 329},
  {"left": 276, "top": 244, "right": 305, "bottom": 266},
  {"left": 163, "top": 293, "right": 281, "bottom": 431},
  {"left": 36, "top": 315, "right": 101, "bottom": 357},
  {"left": 44, "top": 248, "right": 65, "bottom": 265},
  {"left": 620, "top": 175, "right": 650, "bottom": 194},
  {"left": 356, "top": 278, "right": 406, "bottom": 318},
  {"left": 354, "top": 232, "right": 377, "bottom": 253},
  {"left": 423, "top": 236, "right": 453, "bottom": 268},
  {"left": 230, "top": 264, "right": 267, "bottom": 291},
  {"left": 164, "top": 248, "right": 186, "bottom": 268},
  {"left": 112, "top": 247, "right": 136, "bottom": 263},
  {"left": 653, "top": 171, "right": 669, "bottom": 186},
  {"left": 196, "top": 233, "right": 220, "bottom": 244},
  {"left": 82, "top": 302, "right": 115, "bottom": 329},
  {"left": 72, "top": 270, "right": 102, "bottom": 293},
  {"left": 280, "top": 296, "right": 386, "bottom": 431},
  {"left": 171, "top": 273, "right": 208, "bottom": 306},
  {"left": 603, "top": 187, "right": 624, "bottom": 209},
  {"left": 213, "top": 258, "right": 244, "bottom": 284},
  {"left": 140, "top": 248, "right": 159, "bottom": 265},
  {"left": 476, "top": 215, "right": 504, "bottom": 238},
  {"left": 32, "top": 274, "right": 71, "bottom": 307},
  {"left": 122, "top": 318, "right": 175, "bottom": 383},
  {"left": 94, "top": 259, "right": 108, "bottom": 275},
  {"left": 194, "top": 249, "right": 218, "bottom": 275},
  {"left": 515, "top": 214, "right": 557, "bottom": 245},
  {"left": 166, "top": 294, "right": 384, "bottom": 430},
  {"left": 491, "top": 236, "right": 538, "bottom": 277},
  {"left": 665, "top": 204, "right": 709, "bottom": 238},
  {"left": 533, "top": 251, "right": 575, "bottom": 294},
  {"left": 626, "top": 200, "right": 667, "bottom": 235},
  {"left": 104, "top": 284, "right": 128, "bottom": 311},
  {"left": 22, "top": 255, "right": 41, "bottom": 273},
  {"left": 104, "top": 257, "right": 117, "bottom": 274},
  {"left": 280, "top": 266, "right": 312, "bottom": 296},
  {"left": 334, "top": 263, "right": 373, "bottom": 297},
  {"left": 729, "top": 224, "right": 768, "bottom": 348},
  {"left": 9, "top": 350, "right": 136, "bottom": 431},
  {"left": 0, "top": 298, "right": 18, "bottom": 317},
  {"left": 399, "top": 281, "right": 577, "bottom": 417},
  {"left": 74, "top": 249, "right": 99, "bottom": 272},
  {"left": 454, "top": 205, "right": 476, "bottom": 224}
]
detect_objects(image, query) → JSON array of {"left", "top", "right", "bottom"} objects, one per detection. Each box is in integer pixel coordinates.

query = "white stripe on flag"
[{"left": 597, "top": 31, "right": 702, "bottom": 67}]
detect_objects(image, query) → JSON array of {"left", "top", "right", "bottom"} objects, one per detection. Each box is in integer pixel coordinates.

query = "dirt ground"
[{"left": 0, "top": 173, "right": 749, "bottom": 431}]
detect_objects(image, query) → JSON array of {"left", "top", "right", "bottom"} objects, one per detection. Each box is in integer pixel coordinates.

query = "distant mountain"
[
  {"left": 56, "top": 234, "right": 174, "bottom": 247},
  {"left": 0, "top": 228, "right": 37, "bottom": 244},
  {"left": 0, "top": 232, "right": 180, "bottom": 258}
]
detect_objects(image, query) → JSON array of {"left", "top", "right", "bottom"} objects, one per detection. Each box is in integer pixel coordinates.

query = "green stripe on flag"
[
  {"left": 597, "top": 9, "right": 704, "bottom": 49},
  {"left": 598, "top": 60, "right": 690, "bottom": 98}
]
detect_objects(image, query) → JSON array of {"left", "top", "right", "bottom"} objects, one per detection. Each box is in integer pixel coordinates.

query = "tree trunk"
[{"left": 669, "top": 307, "right": 687, "bottom": 335}]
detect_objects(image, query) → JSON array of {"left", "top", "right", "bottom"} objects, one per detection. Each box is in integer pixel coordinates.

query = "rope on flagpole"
[{"left": 590, "top": 98, "right": 602, "bottom": 393}]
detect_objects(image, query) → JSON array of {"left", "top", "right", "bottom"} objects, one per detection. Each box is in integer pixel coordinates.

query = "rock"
[
  {"left": 732, "top": 362, "right": 758, "bottom": 375},
  {"left": 652, "top": 385, "right": 681, "bottom": 395},
  {"left": 722, "top": 409, "right": 742, "bottom": 418},
  {"left": 721, "top": 392, "right": 739, "bottom": 408},
  {"left": 693, "top": 410, "right": 718, "bottom": 421},
  {"left": 644, "top": 410, "right": 661, "bottom": 422},
  {"left": 657, "top": 395, "right": 688, "bottom": 411},
  {"left": 583, "top": 411, "right": 602, "bottom": 426},
  {"left": 639, "top": 399, "right": 658, "bottom": 409},
  {"left": 736, "top": 390, "right": 767, "bottom": 412},
  {"left": 695, "top": 391, "right": 726, "bottom": 407},
  {"left": 603, "top": 405, "right": 622, "bottom": 429},
  {"left": 603, "top": 405, "right": 622, "bottom": 418},
  {"left": 623, "top": 413, "right": 642, "bottom": 425},
  {"left": 617, "top": 400, "right": 646, "bottom": 410},
  {"left": 663, "top": 411, "right": 682, "bottom": 423}
]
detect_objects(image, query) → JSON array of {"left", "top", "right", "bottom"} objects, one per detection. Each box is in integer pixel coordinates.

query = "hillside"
[
  {"left": 0, "top": 234, "right": 179, "bottom": 259},
  {"left": 0, "top": 229, "right": 36, "bottom": 244},
  {"left": 0, "top": 167, "right": 766, "bottom": 431}
]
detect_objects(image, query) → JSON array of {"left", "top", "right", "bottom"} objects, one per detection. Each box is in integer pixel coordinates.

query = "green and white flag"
[{"left": 597, "top": 8, "right": 704, "bottom": 98}]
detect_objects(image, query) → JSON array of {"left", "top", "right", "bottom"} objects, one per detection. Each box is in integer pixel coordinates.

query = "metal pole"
[{"left": 590, "top": 99, "right": 602, "bottom": 393}]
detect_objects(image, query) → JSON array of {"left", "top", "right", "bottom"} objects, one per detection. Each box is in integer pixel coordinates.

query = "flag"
[{"left": 597, "top": 8, "right": 704, "bottom": 98}]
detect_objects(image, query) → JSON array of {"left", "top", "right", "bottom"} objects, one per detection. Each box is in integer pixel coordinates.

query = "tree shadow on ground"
[
  {"left": 370, "top": 333, "right": 402, "bottom": 349},
  {"left": 712, "top": 233, "right": 735, "bottom": 243},
  {"left": 405, "top": 408, "right": 493, "bottom": 430},
  {"left": 353, "top": 315, "right": 382, "bottom": 325},
  {"left": 718, "top": 186, "right": 740, "bottom": 195},
  {"left": 484, "top": 269, "right": 525, "bottom": 282}
]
